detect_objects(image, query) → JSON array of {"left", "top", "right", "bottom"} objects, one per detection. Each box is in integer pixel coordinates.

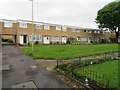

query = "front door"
[
  {"left": 20, "top": 35, "right": 23, "bottom": 44},
  {"left": 23, "top": 35, "right": 27, "bottom": 43},
  {"left": 62, "top": 36, "right": 67, "bottom": 44},
  {"left": 44, "top": 36, "right": 50, "bottom": 44},
  {"left": 20, "top": 35, "right": 27, "bottom": 44}
]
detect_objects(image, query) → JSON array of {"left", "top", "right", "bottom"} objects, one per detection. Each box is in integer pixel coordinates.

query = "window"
[
  {"left": 72, "top": 28, "right": 76, "bottom": 32},
  {"left": 29, "top": 35, "right": 32, "bottom": 41},
  {"left": 88, "top": 31, "right": 92, "bottom": 33},
  {"left": 94, "top": 31, "right": 97, "bottom": 33},
  {"left": 33, "top": 35, "right": 36, "bottom": 41},
  {"left": 77, "top": 37, "right": 81, "bottom": 41},
  {"left": 76, "top": 29, "right": 80, "bottom": 32},
  {"left": 98, "top": 31, "right": 100, "bottom": 34},
  {"left": 62, "top": 26, "right": 67, "bottom": 32},
  {"left": 39, "top": 36, "right": 42, "bottom": 41},
  {"left": 81, "top": 38, "right": 87, "bottom": 41},
  {"left": 51, "top": 36, "right": 60, "bottom": 41},
  {"left": 44, "top": 24, "right": 50, "bottom": 30},
  {"left": 36, "top": 23, "right": 42, "bottom": 29},
  {"left": 56, "top": 26, "right": 61, "bottom": 31},
  {"left": 19, "top": 22, "right": 27, "bottom": 28},
  {"left": 29, "top": 35, "right": 42, "bottom": 41},
  {"left": 4, "top": 21, "right": 13, "bottom": 27},
  {"left": 36, "top": 35, "right": 39, "bottom": 41}
]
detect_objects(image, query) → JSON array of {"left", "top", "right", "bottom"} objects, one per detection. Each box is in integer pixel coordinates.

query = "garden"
[{"left": 56, "top": 58, "right": 119, "bottom": 89}]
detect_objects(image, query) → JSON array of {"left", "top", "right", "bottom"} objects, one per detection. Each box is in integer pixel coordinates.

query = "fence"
[
  {"left": 56, "top": 51, "right": 118, "bottom": 67},
  {"left": 55, "top": 51, "right": 118, "bottom": 88},
  {"left": 76, "top": 67, "right": 109, "bottom": 88}
]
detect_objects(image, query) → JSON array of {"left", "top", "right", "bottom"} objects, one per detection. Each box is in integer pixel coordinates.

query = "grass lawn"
[
  {"left": 75, "top": 60, "right": 119, "bottom": 88},
  {"left": 22, "top": 44, "right": 118, "bottom": 60}
]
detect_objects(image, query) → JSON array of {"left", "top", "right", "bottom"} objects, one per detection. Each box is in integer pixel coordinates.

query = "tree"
[{"left": 96, "top": 1, "right": 120, "bottom": 42}]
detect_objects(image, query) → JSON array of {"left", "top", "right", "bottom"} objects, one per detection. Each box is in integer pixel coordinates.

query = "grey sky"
[{"left": 0, "top": 0, "right": 113, "bottom": 28}]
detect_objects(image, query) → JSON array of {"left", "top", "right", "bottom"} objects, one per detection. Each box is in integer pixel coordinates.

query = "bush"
[
  {"left": 67, "top": 40, "right": 71, "bottom": 44},
  {"left": 35, "top": 41, "right": 39, "bottom": 44},
  {"left": 8, "top": 39, "right": 13, "bottom": 43},
  {"left": 2, "top": 39, "right": 9, "bottom": 42},
  {"left": 57, "top": 64, "right": 68, "bottom": 71}
]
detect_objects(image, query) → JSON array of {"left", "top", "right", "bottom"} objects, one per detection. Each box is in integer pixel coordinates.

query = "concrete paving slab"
[
  {"left": 0, "top": 65, "right": 10, "bottom": 71},
  {"left": 11, "top": 81, "right": 37, "bottom": 88}
]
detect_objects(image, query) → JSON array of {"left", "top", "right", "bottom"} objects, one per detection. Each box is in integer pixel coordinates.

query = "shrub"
[
  {"left": 8, "top": 39, "right": 13, "bottom": 43},
  {"left": 35, "top": 41, "right": 39, "bottom": 44}
]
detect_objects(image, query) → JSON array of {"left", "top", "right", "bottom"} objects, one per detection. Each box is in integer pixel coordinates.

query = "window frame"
[
  {"left": 56, "top": 26, "right": 61, "bottom": 31},
  {"left": 51, "top": 36, "right": 60, "bottom": 41},
  {"left": 35, "top": 23, "right": 43, "bottom": 29},
  {"left": 4, "top": 21, "right": 13, "bottom": 28},
  {"left": 44, "top": 24, "right": 50, "bottom": 30},
  {"left": 19, "top": 22, "right": 27, "bottom": 28},
  {"left": 62, "top": 26, "right": 67, "bottom": 32}
]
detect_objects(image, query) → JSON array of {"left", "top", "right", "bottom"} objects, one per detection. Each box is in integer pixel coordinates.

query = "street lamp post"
[{"left": 30, "top": 0, "right": 34, "bottom": 52}]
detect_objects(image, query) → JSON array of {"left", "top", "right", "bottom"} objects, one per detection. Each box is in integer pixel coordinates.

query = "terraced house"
[{"left": 0, "top": 19, "right": 116, "bottom": 45}]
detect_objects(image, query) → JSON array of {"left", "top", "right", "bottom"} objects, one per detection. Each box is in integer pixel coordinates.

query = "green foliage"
[
  {"left": 96, "top": 1, "right": 120, "bottom": 39},
  {"left": 22, "top": 44, "right": 118, "bottom": 60},
  {"left": 35, "top": 41, "right": 39, "bottom": 44},
  {"left": 83, "top": 60, "right": 118, "bottom": 88},
  {"left": 57, "top": 59, "right": 118, "bottom": 88}
]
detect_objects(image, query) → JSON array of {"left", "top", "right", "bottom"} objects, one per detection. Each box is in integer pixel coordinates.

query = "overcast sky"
[{"left": 0, "top": 0, "right": 114, "bottom": 29}]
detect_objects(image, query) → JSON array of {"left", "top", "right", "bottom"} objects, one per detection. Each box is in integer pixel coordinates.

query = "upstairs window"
[
  {"left": 56, "top": 26, "right": 61, "bottom": 31},
  {"left": 44, "top": 24, "right": 50, "bottom": 30},
  {"left": 76, "top": 29, "right": 80, "bottom": 32},
  {"left": 62, "top": 26, "right": 67, "bottom": 32},
  {"left": 72, "top": 28, "right": 76, "bottom": 32},
  {"left": 36, "top": 23, "right": 42, "bottom": 29},
  {"left": 4, "top": 21, "right": 13, "bottom": 28},
  {"left": 19, "top": 22, "right": 27, "bottom": 28}
]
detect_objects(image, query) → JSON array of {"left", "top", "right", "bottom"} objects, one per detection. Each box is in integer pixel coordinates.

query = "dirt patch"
[
  {"left": 36, "top": 59, "right": 70, "bottom": 71},
  {"left": 54, "top": 70, "right": 85, "bottom": 88}
]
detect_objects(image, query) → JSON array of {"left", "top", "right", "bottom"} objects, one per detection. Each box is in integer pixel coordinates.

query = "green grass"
[
  {"left": 22, "top": 44, "right": 118, "bottom": 60},
  {"left": 76, "top": 60, "right": 118, "bottom": 88}
]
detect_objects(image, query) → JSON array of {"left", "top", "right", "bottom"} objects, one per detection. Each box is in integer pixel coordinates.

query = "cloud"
[{"left": 0, "top": 0, "right": 113, "bottom": 28}]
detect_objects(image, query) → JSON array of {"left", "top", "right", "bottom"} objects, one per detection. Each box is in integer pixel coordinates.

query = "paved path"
[{"left": 2, "top": 45, "right": 69, "bottom": 88}]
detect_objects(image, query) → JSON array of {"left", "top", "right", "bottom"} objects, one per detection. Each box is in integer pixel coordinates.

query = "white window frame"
[
  {"left": 4, "top": 21, "right": 13, "bottom": 28},
  {"left": 19, "top": 22, "right": 27, "bottom": 28},
  {"left": 51, "top": 36, "right": 60, "bottom": 41},
  {"left": 62, "top": 26, "right": 67, "bottom": 32},
  {"left": 39, "top": 35, "right": 42, "bottom": 41},
  {"left": 94, "top": 31, "right": 97, "bottom": 33},
  {"left": 77, "top": 36, "right": 81, "bottom": 41},
  {"left": 76, "top": 29, "right": 80, "bottom": 32},
  {"left": 72, "top": 28, "right": 76, "bottom": 32},
  {"left": 88, "top": 31, "right": 92, "bottom": 33},
  {"left": 29, "top": 35, "right": 32, "bottom": 41},
  {"left": 56, "top": 26, "right": 61, "bottom": 31},
  {"left": 36, "top": 23, "right": 42, "bottom": 29},
  {"left": 44, "top": 24, "right": 50, "bottom": 30}
]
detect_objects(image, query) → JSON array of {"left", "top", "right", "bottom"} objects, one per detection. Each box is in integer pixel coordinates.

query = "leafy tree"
[{"left": 96, "top": 1, "right": 120, "bottom": 42}]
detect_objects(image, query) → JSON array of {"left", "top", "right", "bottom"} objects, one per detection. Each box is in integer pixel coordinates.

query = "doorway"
[
  {"left": 44, "top": 35, "right": 50, "bottom": 44},
  {"left": 20, "top": 35, "right": 27, "bottom": 44}
]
